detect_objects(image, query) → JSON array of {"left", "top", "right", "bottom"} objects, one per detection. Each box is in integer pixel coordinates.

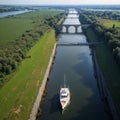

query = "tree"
[
  {"left": 4, "top": 65, "right": 12, "bottom": 75},
  {"left": 94, "top": 25, "right": 104, "bottom": 37},
  {"left": 113, "top": 47, "right": 120, "bottom": 64},
  {"left": 108, "top": 39, "right": 119, "bottom": 50},
  {"left": 11, "top": 61, "right": 17, "bottom": 70},
  {"left": 112, "top": 24, "right": 115, "bottom": 29},
  {"left": 104, "top": 32, "right": 113, "bottom": 42},
  {"left": 0, "top": 63, "right": 2, "bottom": 72}
]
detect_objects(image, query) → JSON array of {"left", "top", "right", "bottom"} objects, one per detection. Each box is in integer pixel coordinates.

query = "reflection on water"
[{"left": 58, "top": 34, "right": 87, "bottom": 44}]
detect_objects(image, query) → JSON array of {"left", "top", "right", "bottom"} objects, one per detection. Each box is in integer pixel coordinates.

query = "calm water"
[
  {"left": 0, "top": 9, "right": 32, "bottom": 18},
  {"left": 63, "top": 14, "right": 80, "bottom": 25},
  {"left": 39, "top": 9, "right": 108, "bottom": 120}
]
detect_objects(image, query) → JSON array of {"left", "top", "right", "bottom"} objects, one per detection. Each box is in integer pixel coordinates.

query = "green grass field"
[
  {"left": 0, "top": 30, "right": 55, "bottom": 120},
  {"left": 0, "top": 15, "right": 33, "bottom": 45},
  {"left": 98, "top": 18, "right": 120, "bottom": 28},
  {"left": 0, "top": 10, "right": 63, "bottom": 46},
  {"left": 86, "top": 27, "right": 120, "bottom": 117}
]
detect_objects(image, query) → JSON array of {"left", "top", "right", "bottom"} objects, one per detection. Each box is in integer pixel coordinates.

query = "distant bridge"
[
  {"left": 65, "top": 10, "right": 80, "bottom": 16},
  {"left": 57, "top": 42, "right": 104, "bottom": 47},
  {"left": 62, "top": 24, "right": 81, "bottom": 34},
  {"left": 66, "top": 17, "right": 79, "bottom": 19},
  {"left": 61, "top": 24, "right": 91, "bottom": 34},
  {"left": 62, "top": 9, "right": 90, "bottom": 34}
]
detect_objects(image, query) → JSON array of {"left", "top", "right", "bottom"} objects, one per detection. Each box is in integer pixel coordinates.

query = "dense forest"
[
  {"left": 0, "top": 10, "right": 64, "bottom": 87},
  {"left": 79, "top": 10, "right": 120, "bottom": 66}
]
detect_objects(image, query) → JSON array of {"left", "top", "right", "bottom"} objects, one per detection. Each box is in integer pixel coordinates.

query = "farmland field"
[
  {"left": 0, "top": 17, "right": 33, "bottom": 45},
  {"left": 98, "top": 18, "right": 120, "bottom": 28}
]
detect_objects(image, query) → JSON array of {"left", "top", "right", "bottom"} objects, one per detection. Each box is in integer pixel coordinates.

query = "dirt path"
[{"left": 29, "top": 43, "right": 56, "bottom": 120}]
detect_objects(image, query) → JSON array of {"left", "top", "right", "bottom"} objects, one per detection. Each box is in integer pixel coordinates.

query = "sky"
[{"left": 0, "top": 0, "right": 120, "bottom": 5}]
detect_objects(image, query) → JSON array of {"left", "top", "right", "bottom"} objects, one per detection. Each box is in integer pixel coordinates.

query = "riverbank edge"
[
  {"left": 80, "top": 17, "right": 119, "bottom": 118},
  {"left": 84, "top": 25, "right": 119, "bottom": 119},
  {"left": 91, "top": 49, "right": 119, "bottom": 120},
  {"left": 29, "top": 43, "right": 57, "bottom": 120}
]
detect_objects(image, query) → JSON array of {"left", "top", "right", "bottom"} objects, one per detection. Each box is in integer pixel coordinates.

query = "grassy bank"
[
  {"left": 86, "top": 27, "right": 120, "bottom": 117},
  {"left": 0, "top": 30, "right": 56, "bottom": 120},
  {"left": 0, "top": 9, "right": 64, "bottom": 87}
]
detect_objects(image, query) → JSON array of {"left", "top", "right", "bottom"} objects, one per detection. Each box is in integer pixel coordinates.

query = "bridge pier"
[
  {"left": 66, "top": 26, "right": 69, "bottom": 33},
  {"left": 75, "top": 27, "right": 78, "bottom": 33}
]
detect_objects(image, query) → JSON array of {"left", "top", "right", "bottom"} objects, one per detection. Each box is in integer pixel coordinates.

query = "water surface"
[
  {"left": 39, "top": 9, "right": 108, "bottom": 120},
  {"left": 0, "top": 9, "right": 32, "bottom": 18}
]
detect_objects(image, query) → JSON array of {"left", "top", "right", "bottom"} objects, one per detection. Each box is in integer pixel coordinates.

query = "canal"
[{"left": 39, "top": 9, "right": 108, "bottom": 120}]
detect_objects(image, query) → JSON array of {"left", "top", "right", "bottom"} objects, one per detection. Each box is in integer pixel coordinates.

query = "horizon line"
[{"left": 0, "top": 4, "right": 120, "bottom": 6}]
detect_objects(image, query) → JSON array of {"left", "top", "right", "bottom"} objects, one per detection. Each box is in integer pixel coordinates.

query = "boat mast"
[{"left": 64, "top": 74, "right": 66, "bottom": 88}]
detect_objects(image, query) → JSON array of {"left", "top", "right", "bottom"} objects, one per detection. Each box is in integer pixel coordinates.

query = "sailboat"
[{"left": 60, "top": 75, "right": 70, "bottom": 110}]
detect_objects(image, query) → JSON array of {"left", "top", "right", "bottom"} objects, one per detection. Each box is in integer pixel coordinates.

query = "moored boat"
[{"left": 60, "top": 75, "right": 70, "bottom": 110}]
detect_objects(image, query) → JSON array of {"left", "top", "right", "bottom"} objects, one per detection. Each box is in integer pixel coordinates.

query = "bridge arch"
[
  {"left": 68, "top": 26, "right": 75, "bottom": 33},
  {"left": 62, "top": 26, "right": 67, "bottom": 33},
  {"left": 77, "top": 26, "right": 82, "bottom": 33}
]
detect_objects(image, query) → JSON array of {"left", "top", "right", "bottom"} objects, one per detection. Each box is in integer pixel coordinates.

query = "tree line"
[
  {"left": 79, "top": 10, "right": 120, "bottom": 66},
  {"left": 0, "top": 11, "right": 64, "bottom": 87},
  {"left": 80, "top": 10, "right": 120, "bottom": 21}
]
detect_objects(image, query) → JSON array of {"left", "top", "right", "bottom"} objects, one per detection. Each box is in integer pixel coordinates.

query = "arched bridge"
[
  {"left": 61, "top": 24, "right": 91, "bottom": 34},
  {"left": 62, "top": 24, "right": 81, "bottom": 34}
]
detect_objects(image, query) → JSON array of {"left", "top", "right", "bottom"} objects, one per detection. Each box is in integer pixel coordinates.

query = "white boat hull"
[{"left": 60, "top": 88, "right": 70, "bottom": 110}]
